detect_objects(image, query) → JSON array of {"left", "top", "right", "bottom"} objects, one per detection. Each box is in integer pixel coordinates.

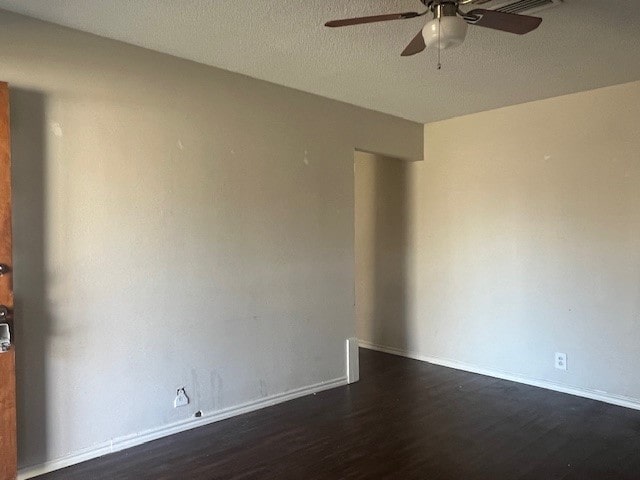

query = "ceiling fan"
[{"left": 325, "top": 0, "right": 543, "bottom": 60}]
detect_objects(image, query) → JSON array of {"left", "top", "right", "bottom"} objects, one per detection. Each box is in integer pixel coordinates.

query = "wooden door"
[{"left": 0, "top": 82, "right": 16, "bottom": 480}]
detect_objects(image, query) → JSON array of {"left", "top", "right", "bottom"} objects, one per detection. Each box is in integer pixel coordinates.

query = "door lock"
[
  {"left": 0, "top": 306, "right": 12, "bottom": 352},
  {"left": 0, "top": 323, "right": 9, "bottom": 352},
  {"left": 0, "top": 264, "right": 10, "bottom": 276}
]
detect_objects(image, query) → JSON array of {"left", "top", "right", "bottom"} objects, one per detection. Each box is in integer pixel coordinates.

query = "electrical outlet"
[
  {"left": 555, "top": 352, "right": 567, "bottom": 371},
  {"left": 174, "top": 388, "right": 189, "bottom": 408}
]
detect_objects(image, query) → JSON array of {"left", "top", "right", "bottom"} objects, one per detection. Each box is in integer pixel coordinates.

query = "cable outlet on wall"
[
  {"left": 174, "top": 387, "right": 190, "bottom": 408},
  {"left": 555, "top": 352, "right": 567, "bottom": 371}
]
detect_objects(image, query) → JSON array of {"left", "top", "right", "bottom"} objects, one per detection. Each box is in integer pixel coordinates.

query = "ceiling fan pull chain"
[{"left": 437, "top": 15, "right": 442, "bottom": 70}]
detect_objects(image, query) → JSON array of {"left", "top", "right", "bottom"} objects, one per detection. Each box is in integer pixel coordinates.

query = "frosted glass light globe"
[{"left": 422, "top": 15, "right": 469, "bottom": 50}]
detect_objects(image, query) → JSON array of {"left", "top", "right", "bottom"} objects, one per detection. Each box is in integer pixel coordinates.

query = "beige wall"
[
  {"left": 354, "top": 152, "right": 410, "bottom": 348},
  {"left": 409, "top": 80, "right": 640, "bottom": 400},
  {"left": 0, "top": 10, "right": 423, "bottom": 472}
]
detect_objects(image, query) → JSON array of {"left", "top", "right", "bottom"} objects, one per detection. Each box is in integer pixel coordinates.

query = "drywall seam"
[
  {"left": 358, "top": 340, "right": 640, "bottom": 412},
  {"left": 17, "top": 376, "right": 348, "bottom": 480}
]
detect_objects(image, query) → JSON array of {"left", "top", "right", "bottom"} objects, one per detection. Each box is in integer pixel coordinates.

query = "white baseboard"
[
  {"left": 358, "top": 340, "right": 640, "bottom": 412},
  {"left": 18, "top": 376, "right": 348, "bottom": 480}
]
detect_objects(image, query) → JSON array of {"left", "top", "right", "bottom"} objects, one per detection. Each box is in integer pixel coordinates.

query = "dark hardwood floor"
[{"left": 35, "top": 349, "right": 640, "bottom": 479}]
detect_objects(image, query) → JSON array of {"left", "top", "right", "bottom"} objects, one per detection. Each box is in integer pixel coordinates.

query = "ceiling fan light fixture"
[{"left": 422, "top": 14, "right": 468, "bottom": 50}]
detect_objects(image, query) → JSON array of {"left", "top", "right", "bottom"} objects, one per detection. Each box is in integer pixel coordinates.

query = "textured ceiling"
[{"left": 0, "top": 0, "right": 639, "bottom": 123}]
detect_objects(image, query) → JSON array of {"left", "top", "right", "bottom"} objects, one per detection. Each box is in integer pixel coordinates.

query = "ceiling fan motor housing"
[{"left": 422, "top": 0, "right": 461, "bottom": 14}]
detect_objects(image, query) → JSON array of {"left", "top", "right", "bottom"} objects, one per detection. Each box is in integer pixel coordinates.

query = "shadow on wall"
[
  {"left": 354, "top": 151, "right": 410, "bottom": 352},
  {"left": 11, "top": 88, "right": 49, "bottom": 468}
]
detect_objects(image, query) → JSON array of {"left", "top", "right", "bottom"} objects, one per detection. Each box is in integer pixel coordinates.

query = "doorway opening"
[{"left": 354, "top": 151, "right": 411, "bottom": 354}]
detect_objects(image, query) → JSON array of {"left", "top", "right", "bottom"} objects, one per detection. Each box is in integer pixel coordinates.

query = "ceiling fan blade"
[
  {"left": 463, "top": 9, "right": 542, "bottom": 34},
  {"left": 325, "top": 11, "right": 421, "bottom": 28},
  {"left": 401, "top": 30, "right": 426, "bottom": 57}
]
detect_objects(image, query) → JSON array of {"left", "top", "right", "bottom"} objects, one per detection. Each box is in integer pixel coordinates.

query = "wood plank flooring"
[{"left": 34, "top": 349, "right": 640, "bottom": 479}]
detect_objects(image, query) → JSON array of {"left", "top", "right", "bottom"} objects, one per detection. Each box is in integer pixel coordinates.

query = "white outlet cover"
[
  {"left": 555, "top": 352, "right": 567, "bottom": 371},
  {"left": 174, "top": 388, "right": 190, "bottom": 408}
]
